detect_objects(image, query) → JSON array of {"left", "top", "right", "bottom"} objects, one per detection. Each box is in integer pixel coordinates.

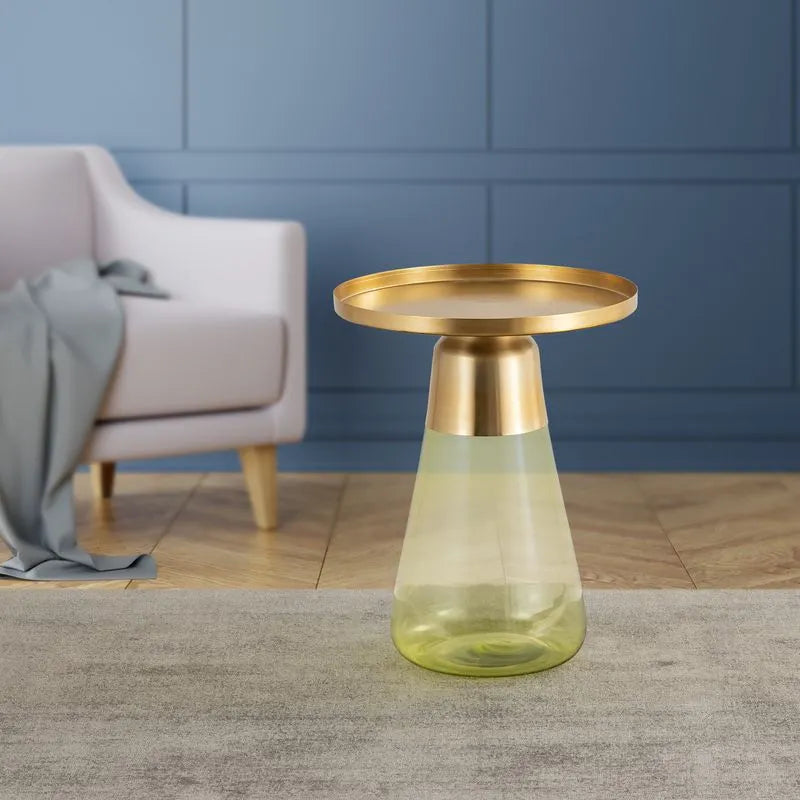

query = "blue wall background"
[{"left": 1, "top": 0, "right": 798, "bottom": 470}]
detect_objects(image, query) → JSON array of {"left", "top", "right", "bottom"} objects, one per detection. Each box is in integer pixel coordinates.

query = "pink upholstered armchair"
[{"left": 0, "top": 146, "right": 306, "bottom": 529}]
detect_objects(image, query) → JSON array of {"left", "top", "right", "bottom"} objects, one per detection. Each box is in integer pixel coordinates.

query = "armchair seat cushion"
[{"left": 98, "top": 298, "right": 284, "bottom": 421}]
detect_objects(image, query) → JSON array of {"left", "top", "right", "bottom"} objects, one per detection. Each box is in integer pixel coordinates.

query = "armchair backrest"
[{"left": 0, "top": 147, "right": 94, "bottom": 290}]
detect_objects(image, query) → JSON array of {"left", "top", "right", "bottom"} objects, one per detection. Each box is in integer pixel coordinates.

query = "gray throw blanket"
[{"left": 0, "top": 259, "right": 167, "bottom": 581}]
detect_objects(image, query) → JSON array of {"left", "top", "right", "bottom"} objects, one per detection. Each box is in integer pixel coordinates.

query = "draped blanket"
[{"left": 0, "top": 259, "right": 166, "bottom": 580}]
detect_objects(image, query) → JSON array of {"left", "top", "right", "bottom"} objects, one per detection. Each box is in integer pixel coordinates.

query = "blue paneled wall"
[{"left": 1, "top": 0, "right": 797, "bottom": 470}]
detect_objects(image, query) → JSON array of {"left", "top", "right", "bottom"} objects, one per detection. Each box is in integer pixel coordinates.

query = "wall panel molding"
[
  {"left": 492, "top": 0, "right": 791, "bottom": 150},
  {"left": 307, "top": 389, "right": 800, "bottom": 442},
  {"left": 115, "top": 151, "right": 800, "bottom": 182},
  {"left": 0, "top": 0, "right": 183, "bottom": 148},
  {"left": 187, "top": 0, "right": 487, "bottom": 150},
  {"left": 492, "top": 183, "right": 793, "bottom": 389}
]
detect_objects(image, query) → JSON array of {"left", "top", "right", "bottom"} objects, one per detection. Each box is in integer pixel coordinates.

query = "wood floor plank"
[
  {"left": 561, "top": 474, "right": 695, "bottom": 588},
  {"left": 0, "top": 472, "right": 202, "bottom": 590},
  {"left": 318, "top": 473, "right": 693, "bottom": 590},
  {"left": 0, "top": 580, "right": 129, "bottom": 591},
  {"left": 638, "top": 474, "right": 800, "bottom": 588},
  {"left": 3, "top": 471, "right": 798, "bottom": 590},
  {"left": 129, "top": 472, "right": 346, "bottom": 589},
  {"left": 317, "top": 473, "right": 414, "bottom": 589}
]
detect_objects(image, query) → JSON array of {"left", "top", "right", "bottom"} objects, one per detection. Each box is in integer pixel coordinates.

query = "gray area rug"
[{"left": 0, "top": 590, "right": 797, "bottom": 800}]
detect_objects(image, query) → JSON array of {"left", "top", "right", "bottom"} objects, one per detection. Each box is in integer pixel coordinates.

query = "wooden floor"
[{"left": 1, "top": 472, "right": 799, "bottom": 590}]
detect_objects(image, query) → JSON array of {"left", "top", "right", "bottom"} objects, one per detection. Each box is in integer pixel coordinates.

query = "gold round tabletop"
[{"left": 333, "top": 263, "right": 638, "bottom": 336}]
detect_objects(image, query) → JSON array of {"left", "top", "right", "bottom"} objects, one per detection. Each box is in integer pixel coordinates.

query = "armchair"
[{"left": 0, "top": 146, "right": 306, "bottom": 529}]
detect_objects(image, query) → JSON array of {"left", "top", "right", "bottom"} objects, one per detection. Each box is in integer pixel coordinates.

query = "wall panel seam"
[
  {"left": 486, "top": 0, "right": 492, "bottom": 150},
  {"left": 181, "top": 178, "right": 799, "bottom": 186},
  {"left": 307, "top": 387, "right": 800, "bottom": 395},
  {"left": 793, "top": 182, "right": 798, "bottom": 384},
  {"left": 113, "top": 148, "right": 800, "bottom": 156},
  {"left": 117, "top": 157, "right": 800, "bottom": 182},
  {"left": 792, "top": 0, "right": 798, "bottom": 148},
  {"left": 302, "top": 434, "right": 800, "bottom": 444},
  {"left": 182, "top": 0, "right": 189, "bottom": 150},
  {"left": 486, "top": 183, "right": 493, "bottom": 261}
]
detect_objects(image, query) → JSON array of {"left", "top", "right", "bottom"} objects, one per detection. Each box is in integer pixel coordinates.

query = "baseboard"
[{"left": 102, "top": 438, "right": 800, "bottom": 473}]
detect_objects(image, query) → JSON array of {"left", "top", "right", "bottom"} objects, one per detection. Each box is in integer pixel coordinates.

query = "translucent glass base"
[
  {"left": 392, "top": 583, "right": 586, "bottom": 677},
  {"left": 392, "top": 426, "right": 586, "bottom": 677}
]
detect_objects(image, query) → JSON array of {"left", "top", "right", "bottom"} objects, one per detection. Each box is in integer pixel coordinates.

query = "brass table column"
[{"left": 334, "top": 263, "right": 637, "bottom": 676}]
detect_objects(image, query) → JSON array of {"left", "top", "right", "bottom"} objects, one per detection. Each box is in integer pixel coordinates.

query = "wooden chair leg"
[
  {"left": 90, "top": 462, "right": 116, "bottom": 501},
  {"left": 239, "top": 445, "right": 278, "bottom": 530}
]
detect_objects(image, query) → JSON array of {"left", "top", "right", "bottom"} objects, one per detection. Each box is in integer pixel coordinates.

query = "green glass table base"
[{"left": 390, "top": 427, "right": 587, "bottom": 677}]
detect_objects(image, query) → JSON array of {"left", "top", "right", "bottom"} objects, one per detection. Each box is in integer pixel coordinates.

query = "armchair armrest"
[
  {"left": 81, "top": 146, "right": 306, "bottom": 441},
  {"left": 82, "top": 147, "right": 304, "bottom": 310}
]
